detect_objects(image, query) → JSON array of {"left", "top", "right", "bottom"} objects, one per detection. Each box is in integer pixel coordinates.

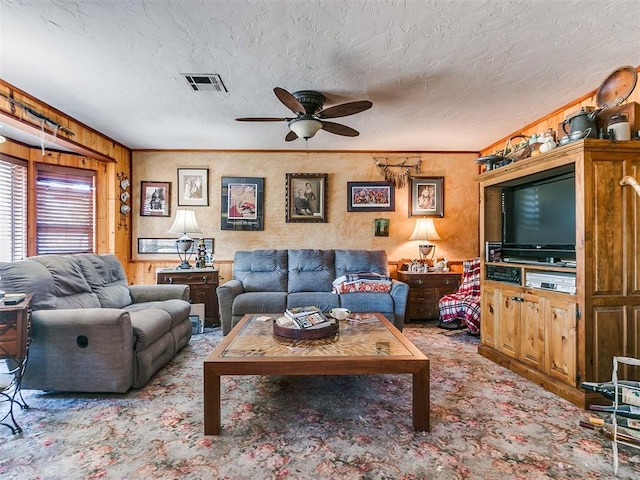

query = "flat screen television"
[{"left": 501, "top": 171, "right": 576, "bottom": 262}]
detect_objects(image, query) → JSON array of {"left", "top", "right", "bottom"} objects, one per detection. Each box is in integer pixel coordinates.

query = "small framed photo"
[
  {"left": 177, "top": 168, "right": 209, "bottom": 206},
  {"left": 140, "top": 181, "right": 170, "bottom": 217},
  {"left": 374, "top": 218, "right": 390, "bottom": 237},
  {"left": 347, "top": 181, "right": 395, "bottom": 212},
  {"left": 286, "top": 173, "right": 328, "bottom": 223},
  {"left": 409, "top": 176, "right": 444, "bottom": 217},
  {"left": 221, "top": 177, "right": 264, "bottom": 230}
]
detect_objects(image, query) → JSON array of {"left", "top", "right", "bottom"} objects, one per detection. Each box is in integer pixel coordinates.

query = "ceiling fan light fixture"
[{"left": 289, "top": 118, "right": 322, "bottom": 139}]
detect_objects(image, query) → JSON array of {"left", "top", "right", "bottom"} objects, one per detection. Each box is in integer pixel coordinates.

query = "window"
[
  {"left": 0, "top": 156, "right": 27, "bottom": 262},
  {"left": 36, "top": 164, "right": 96, "bottom": 255}
]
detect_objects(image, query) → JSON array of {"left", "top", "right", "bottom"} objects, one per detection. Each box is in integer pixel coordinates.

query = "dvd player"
[
  {"left": 525, "top": 271, "right": 576, "bottom": 294},
  {"left": 486, "top": 265, "right": 521, "bottom": 285}
]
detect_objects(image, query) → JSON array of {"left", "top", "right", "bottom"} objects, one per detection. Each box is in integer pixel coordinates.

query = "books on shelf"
[{"left": 285, "top": 305, "right": 321, "bottom": 318}]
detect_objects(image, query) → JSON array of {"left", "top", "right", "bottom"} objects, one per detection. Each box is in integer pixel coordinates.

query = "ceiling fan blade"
[
  {"left": 285, "top": 130, "right": 298, "bottom": 142},
  {"left": 235, "top": 117, "right": 288, "bottom": 122},
  {"left": 274, "top": 87, "right": 305, "bottom": 116},
  {"left": 321, "top": 121, "right": 360, "bottom": 137},
  {"left": 317, "top": 100, "right": 372, "bottom": 119}
]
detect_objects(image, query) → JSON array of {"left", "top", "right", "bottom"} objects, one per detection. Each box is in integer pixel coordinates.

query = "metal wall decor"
[
  {"left": 374, "top": 157, "right": 422, "bottom": 188},
  {"left": 117, "top": 172, "right": 130, "bottom": 230}
]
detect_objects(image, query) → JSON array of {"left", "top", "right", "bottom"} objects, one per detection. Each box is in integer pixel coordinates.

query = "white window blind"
[
  {"left": 36, "top": 164, "right": 96, "bottom": 255},
  {"left": 0, "top": 156, "right": 27, "bottom": 262}
]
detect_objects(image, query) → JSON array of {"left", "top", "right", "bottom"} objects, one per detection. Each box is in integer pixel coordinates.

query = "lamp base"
[{"left": 176, "top": 260, "right": 193, "bottom": 269}]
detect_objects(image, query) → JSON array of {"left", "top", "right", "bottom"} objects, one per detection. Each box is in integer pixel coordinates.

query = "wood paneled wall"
[{"left": 0, "top": 80, "right": 132, "bottom": 265}]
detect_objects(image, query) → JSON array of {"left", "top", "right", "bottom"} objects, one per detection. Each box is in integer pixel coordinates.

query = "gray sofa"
[
  {"left": 0, "top": 254, "right": 192, "bottom": 393},
  {"left": 217, "top": 249, "right": 408, "bottom": 335}
]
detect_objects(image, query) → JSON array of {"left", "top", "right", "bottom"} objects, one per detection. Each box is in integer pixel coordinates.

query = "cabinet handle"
[
  {"left": 202, "top": 276, "right": 208, "bottom": 284},
  {"left": 416, "top": 279, "right": 423, "bottom": 285},
  {"left": 167, "top": 277, "right": 174, "bottom": 284}
]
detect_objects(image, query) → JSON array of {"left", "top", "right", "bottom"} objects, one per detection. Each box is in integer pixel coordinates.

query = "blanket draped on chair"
[{"left": 438, "top": 258, "right": 481, "bottom": 334}]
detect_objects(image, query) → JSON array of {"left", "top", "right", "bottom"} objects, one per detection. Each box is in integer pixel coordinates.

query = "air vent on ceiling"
[{"left": 181, "top": 74, "right": 228, "bottom": 92}]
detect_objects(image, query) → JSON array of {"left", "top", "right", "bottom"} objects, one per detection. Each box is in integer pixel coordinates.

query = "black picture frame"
[
  {"left": 138, "top": 238, "right": 214, "bottom": 254},
  {"left": 409, "top": 176, "right": 444, "bottom": 217},
  {"left": 285, "top": 173, "right": 328, "bottom": 223},
  {"left": 347, "top": 181, "right": 395, "bottom": 212},
  {"left": 140, "top": 181, "right": 170, "bottom": 217},
  {"left": 221, "top": 177, "right": 264, "bottom": 230}
]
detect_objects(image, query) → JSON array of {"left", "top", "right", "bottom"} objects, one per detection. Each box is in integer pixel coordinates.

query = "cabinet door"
[
  {"left": 481, "top": 286, "right": 498, "bottom": 349},
  {"left": 519, "top": 293, "right": 545, "bottom": 371},
  {"left": 546, "top": 297, "right": 577, "bottom": 386},
  {"left": 498, "top": 287, "right": 520, "bottom": 359}
]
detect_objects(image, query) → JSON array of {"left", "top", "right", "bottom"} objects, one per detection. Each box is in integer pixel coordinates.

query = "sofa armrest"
[
  {"left": 26, "top": 308, "right": 135, "bottom": 393},
  {"left": 216, "top": 279, "right": 244, "bottom": 335},
  {"left": 390, "top": 279, "right": 409, "bottom": 331},
  {"left": 129, "top": 284, "right": 190, "bottom": 303}
]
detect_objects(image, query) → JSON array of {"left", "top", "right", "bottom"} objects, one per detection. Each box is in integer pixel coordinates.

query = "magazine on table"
[{"left": 284, "top": 305, "right": 321, "bottom": 318}]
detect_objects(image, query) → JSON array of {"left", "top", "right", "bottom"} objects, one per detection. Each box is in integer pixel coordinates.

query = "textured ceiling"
[{"left": 1, "top": 0, "right": 639, "bottom": 152}]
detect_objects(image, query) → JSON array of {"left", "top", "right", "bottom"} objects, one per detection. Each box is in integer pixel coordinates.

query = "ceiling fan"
[{"left": 236, "top": 87, "right": 372, "bottom": 141}]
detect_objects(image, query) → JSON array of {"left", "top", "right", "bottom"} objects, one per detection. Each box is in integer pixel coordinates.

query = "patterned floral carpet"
[{"left": 1, "top": 323, "right": 639, "bottom": 479}]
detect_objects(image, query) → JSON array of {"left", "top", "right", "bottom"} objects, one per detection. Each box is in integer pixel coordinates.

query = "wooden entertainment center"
[{"left": 477, "top": 139, "right": 640, "bottom": 408}]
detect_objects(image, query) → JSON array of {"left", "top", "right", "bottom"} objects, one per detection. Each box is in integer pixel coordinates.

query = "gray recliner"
[{"left": 0, "top": 253, "right": 192, "bottom": 393}]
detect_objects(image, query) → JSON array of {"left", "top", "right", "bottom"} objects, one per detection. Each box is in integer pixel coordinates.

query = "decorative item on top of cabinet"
[{"left": 117, "top": 172, "right": 130, "bottom": 231}]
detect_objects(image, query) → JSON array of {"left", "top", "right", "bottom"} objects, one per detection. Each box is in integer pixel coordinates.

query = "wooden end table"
[
  {"left": 0, "top": 294, "right": 33, "bottom": 434},
  {"left": 203, "top": 312, "right": 430, "bottom": 435}
]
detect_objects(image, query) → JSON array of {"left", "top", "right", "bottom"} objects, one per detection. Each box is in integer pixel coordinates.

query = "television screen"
[{"left": 502, "top": 172, "right": 575, "bottom": 257}]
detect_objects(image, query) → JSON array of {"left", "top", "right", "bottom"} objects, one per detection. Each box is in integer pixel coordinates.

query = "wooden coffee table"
[{"left": 203, "top": 312, "right": 430, "bottom": 435}]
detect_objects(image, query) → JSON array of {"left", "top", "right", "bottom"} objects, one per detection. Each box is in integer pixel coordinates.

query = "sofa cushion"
[
  {"left": 232, "top": 292, "right": 287, "bottom": 316},
  {"left": 234, "top": 249, "right": 288, "bottom": 292},
  {"left": 124, "top": 299, "right": 191, "bottom": 329},
  {"left": 74, "top": 254, "right": 133, "bottom": 308},
  {"left": 0, "top": 259, "right": 58, "bottom": 310},
  {"left": 29, "top": 255, "right": 101, "bottom": 309},
  {"left": 339, "top": 292, "right": 394, "bottom": 314},
  {"left": 287, "top": 249, "right": 335, "bottom": 293},
  {"left": 335, "top": 250, "right": 390, "bottom": 277},
  {"left": 129, "top": 309, "right": 173, "bottom": 352},
  {"left": 287, "top": 292, "right": 339, "bottom": 312}
]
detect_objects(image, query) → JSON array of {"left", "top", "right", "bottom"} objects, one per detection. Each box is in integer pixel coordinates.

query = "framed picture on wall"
[
  {"left": 221, "top": 177, "right": 264, "bottom": 230},
  {"left": 285, "top": 173, "right": 328, "bottom": 223},
  {"left": 140, "top": 181, "right": 170, "bottom": 217},
  {"left": 347, "top": 181, "right": 395, "bottom": 212},
  {"left": 177, "top": 168, "right": 209, "bottom": 206},
  {"left": 374, "top": 218, "right": 390, "bottom": 236},
  {"left": 409, "top": 176, "right": 444, "bottom": 217}
]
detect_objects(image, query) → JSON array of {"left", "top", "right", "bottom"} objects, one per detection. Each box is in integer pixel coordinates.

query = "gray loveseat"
[
  {"left": 217, "top": 249, "right": 408, "bottom": 335},
  {"left": 0, "top": 254, "right": 192, "bottom": 393}
]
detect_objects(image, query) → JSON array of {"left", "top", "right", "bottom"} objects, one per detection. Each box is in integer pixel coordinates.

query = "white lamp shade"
[
  {"left": 289, "top": 118, "right": 323, "bottom": 139},
  {"left": 409, "top": 218, "right": 441, "bottom": 242},
  {"left": 168, "top": 209, "right": 202, "bottom": 236}
]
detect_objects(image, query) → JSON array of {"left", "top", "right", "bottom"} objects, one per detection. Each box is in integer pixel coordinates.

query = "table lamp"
[
  {"left": 168, "top": 209, "right": 202, "bottom": 269},
  {"left": 409, "top": 218, "right": 441, "bottom": 263}
]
